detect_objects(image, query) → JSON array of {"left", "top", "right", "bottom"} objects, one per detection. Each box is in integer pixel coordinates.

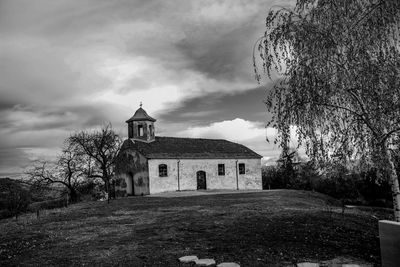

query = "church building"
[{"left": 114, "top": 105, "right": 262, "bottom": 195}]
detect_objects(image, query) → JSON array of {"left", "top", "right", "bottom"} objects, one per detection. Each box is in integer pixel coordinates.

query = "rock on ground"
[
  {"left": 179, "top": 255, "right": 198, "bottom": 263},
  {"left": 217, "top": 262, "right": 240, "bottom": 267},
  {"left": 195, "top": 258, "right": 216, "bottom": 266}
]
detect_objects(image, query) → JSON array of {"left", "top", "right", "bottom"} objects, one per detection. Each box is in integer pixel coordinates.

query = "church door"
[{"left": 196, "top": 171, "right": 206, "bottom": 190}]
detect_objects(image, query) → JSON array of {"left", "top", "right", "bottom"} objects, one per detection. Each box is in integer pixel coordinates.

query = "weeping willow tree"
[{"left": 255, "top": 0, "right": 400, "bottom": 220}]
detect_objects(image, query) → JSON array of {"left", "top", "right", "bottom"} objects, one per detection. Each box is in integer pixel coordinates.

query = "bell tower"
[{"left": 126, "top": 103, "right": 156, "bottom": 142}]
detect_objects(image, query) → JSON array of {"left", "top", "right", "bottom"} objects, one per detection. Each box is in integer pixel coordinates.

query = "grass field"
[{"left": 0, "top": 190, "right": 393, "bottom": 266}]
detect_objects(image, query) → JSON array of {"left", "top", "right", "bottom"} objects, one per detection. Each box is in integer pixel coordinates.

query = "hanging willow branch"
[{"left": 255, "top": 0, "right": 400, "bottom": 220}]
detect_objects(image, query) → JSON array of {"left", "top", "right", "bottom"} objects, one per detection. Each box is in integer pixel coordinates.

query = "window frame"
[
  {"left": 158, "top": 164, "right": 168, "bottom": 177},
  {"left": 218, "top": 164, "right": 225, "bottom": 176},
  {"left": 238, "top": 163, "right": 245, "bottom": 175}
]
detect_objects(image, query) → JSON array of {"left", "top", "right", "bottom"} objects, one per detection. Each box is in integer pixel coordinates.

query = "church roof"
[
  {"left": 126, "top": 107, "right": 156, "bottom": 123},
  {"left": 122, "top": 136, "right": 262, "bottom": 159}
]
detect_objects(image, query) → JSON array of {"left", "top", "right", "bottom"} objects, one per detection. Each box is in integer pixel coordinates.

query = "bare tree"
[
  {"left": 69, "top": 123, "right": 122, "bottom": 202},
  {"left": 27, "top": 143, "right": 87, "bottom": 203},
  {"left": 255, "top": 0, "right": 400, "bottom": 220}
]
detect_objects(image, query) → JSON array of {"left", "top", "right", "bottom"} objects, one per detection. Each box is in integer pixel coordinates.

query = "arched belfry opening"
[{"left": 126, "top": 103, "right": 156, "bottom": 143}]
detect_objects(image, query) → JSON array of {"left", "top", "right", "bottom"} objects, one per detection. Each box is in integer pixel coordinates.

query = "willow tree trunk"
[{"left": 384, "top": 145, "right": 400, "bottom": 222}]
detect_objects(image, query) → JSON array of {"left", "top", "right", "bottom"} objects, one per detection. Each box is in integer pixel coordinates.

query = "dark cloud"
[
  {"left": 159, "top": 85, "right": 274, "bottom": 126},
  {"left": 176, "top": 19, "right": 259, "bottom": 81},
  {"left": 0, "top": 102, "right": 122, "bottom": 135},
  {"left": 0, "top": 100, "right": 16, "bottom": 112},
  {"left": 0, "top": 0, "right": 161, "bottom": 37}
]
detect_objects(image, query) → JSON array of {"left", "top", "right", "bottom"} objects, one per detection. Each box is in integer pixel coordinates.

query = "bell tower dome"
[{"left": 126, "top": 103, "right": 156, "bottom": 143}]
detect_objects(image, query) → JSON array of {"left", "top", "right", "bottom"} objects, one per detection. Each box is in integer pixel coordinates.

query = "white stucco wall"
[{"left": 148, "top": 158, "right": 262, "bottom": 194}]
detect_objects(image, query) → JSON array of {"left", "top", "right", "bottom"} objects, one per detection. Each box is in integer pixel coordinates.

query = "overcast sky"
[{"left": 0, "top": 0, "right": 294, "bottom": 177}]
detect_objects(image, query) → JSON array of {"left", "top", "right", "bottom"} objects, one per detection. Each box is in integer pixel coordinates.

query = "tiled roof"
[
  {"left": 126, "top": 107, "right": 156, "bottom": 122},
  {"left": 121, "top": 136, "right": 262, "bottom": 159}
]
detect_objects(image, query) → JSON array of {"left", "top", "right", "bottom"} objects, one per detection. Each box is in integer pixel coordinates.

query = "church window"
[
  {"left": 238, "top": 163, "right": 245, "bottom": 174},
  {"left": 218, "top": 164, "right": 225, "bottom": 175},
  {"left": 138, "top": 125, "right": 144, "bottom": 136},
  {"left": 159, "top": 164, "right": 168, "bottom": 177}
]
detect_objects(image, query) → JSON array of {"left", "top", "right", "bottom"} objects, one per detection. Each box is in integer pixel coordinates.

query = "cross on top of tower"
[{"left": 140, "top": 101, "right": 142, "bottom": 108}]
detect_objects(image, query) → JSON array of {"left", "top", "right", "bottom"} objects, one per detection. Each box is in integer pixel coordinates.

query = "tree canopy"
[
  {"left": 256, "top": 0, "right": 400, "bottom": 220},
  {"left": 69, "top": 123, "right": 122, "bottom": 202}
]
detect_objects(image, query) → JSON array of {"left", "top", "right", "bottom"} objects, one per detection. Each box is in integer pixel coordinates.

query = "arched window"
[{"left": 159, "top": 164, "right": 168, "bottom": 177}]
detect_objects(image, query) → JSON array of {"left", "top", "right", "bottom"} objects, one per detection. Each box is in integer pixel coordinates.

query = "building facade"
[{"left": 114, "top": 106, "right": 262, "bottom": 195}]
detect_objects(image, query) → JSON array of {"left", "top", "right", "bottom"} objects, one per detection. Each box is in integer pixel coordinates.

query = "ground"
[{"left": 0, "top": 190, "right": 392, "bottom": 266}]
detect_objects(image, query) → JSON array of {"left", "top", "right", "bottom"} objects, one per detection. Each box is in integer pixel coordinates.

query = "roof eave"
[
  {"left": 146, "top": 156, "right": 262, "bottom": 159},
  {"left": 125, "top": 118, "right": 157, "bottom": 123}
]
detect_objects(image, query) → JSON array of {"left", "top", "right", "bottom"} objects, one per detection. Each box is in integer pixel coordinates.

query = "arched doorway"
[
  {"left": 196, "top": 171, "right": 206, "bottom": 190},
  {"left": 127, "top": 172, "right": 135, "bottom": 196}
]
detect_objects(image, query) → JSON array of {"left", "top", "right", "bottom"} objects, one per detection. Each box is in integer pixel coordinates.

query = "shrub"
[
  {"left": 115, "top": 189, "right": 126, "bottom": 197},
  {"left": 356, "top": 169, "right": 392, "bottom": 207},
  {"left": 262, "top": 166, "right": 283, "bottom": 189},
  {"left": 314, "top": 174, "right": 359, "bottom": 202},
  {"left": 262, "top": 162, "right": 393, "bottom": 207},
  {"left": 0, "top": 178, "right": 31, "bottom": 219},
  {"left": 77, "top": 180, "right": 96, "bottom": 195},
  {"left": 0, "top": 209, "right": 13, "bottom": 220},
  {"left": 262, "top": 162, "right": 320, "bottom": 190}
]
